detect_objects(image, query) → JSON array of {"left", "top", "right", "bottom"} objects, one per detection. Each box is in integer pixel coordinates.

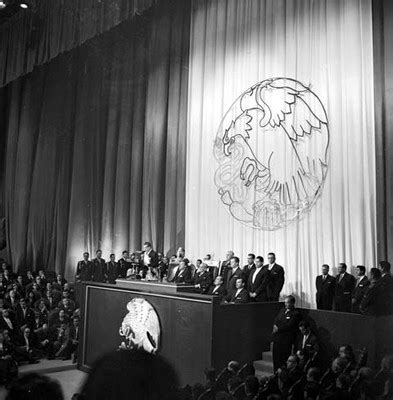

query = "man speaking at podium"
[{"left": 142, "top": 242, "right": 159, "bottom": 271}]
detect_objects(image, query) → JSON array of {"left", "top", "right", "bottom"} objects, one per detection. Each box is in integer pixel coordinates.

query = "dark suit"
[
  {"left": 381, "top": 273, "right": 393, "bottom": 315},
  {"left": 142, "top": 250, "right": 159, "bottom": 268},
  {"left": 264, "top": 264, "right": 285, "bottom": 301},
  {"left": 173, "top": 267, "right": 192, "bottom": 284},
  {"left": 360, "top": 280, "right": 385, "bottom": 316},
  {"left": 272, "top": 308, "right": 302, "bottom": 370},
  {"left": 15, "top": 306, "right": 35, "bottom": 329},
  {"left": 242, "top": 263, "right": 256, "bottom": 284},
  {"left": 117, "top": 258, "right": 131, "bottom": 279},
  {"left": 91, "top": 258, "right": 106, "bottom": 283},
  {"left": 207, "top": 285, "right": 227, "bottom": 298},
  {"left": 315, "top": 274, "right": 335, "bottom": 310},
  {"left": 351, "top": 276, "right": 370, "bottom": 313},
  {"left": 218, "top": 260, "right": 232, "bottom": 286},
  {"left": 247, "top": 267, "right": 270, "bottom": 302},
  {"left": 334, "top": 272, "right": 356, "bottom": 312},
  {"left": 105, "top": 261, "right": 118, "bottom": 284},
  {"left": 295, "top": 332, "right": 319, "bottom": 358},
  {"left": 226, "top": 267, "right": 246, "bottom": 294},
  {"left": 225, "top": 288, "right": 249, "bottom": 303},
  {"left": 75, "top": 260, "right": 93, "bottom": 282},
  {"left": 193, "top": 271, "right": 213, "bottom": 294}
]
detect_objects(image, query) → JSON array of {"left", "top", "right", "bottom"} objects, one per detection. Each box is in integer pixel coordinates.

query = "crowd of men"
[
  {"left": 0, "top": 263, "right": 80, "bottom": 384},
  {"left": 75, "top": 244, "right": 393, "bottom": 315}
]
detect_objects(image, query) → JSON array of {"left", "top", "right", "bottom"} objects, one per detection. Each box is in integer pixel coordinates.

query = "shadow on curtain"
[{"left": 0, "top": 0, "right": 190, "bottom": 278}]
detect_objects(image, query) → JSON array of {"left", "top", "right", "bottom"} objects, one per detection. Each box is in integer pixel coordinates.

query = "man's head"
[
  {"left": 321, "top": 264, "right": 329, "bottom": 275},
  {"left": 62, "top": 289, "right": 70, "bottom": 299},
  {"left": 230, "top": 256, "right": 240, "bottom": 269},
  {"left": 214, "top": 276, "right": 224, "bottom": 286},
  {"left": 32, "top": 283, "right": 39, "bottom": 291},
  {"left": 57, "top": 273, "right": 63, "bottom": 281},
  {"left": 331, "top": 357, "right": 349, "bottom": 374},
  {"left": 46, "top": 282, "right": 53, "bottom": 291},
  {"left": 39, "top": 270, "right": 45, "bottom": 277},
  {"left": 62, "top": 298, "right": 70, "bottom": 307},
  {"left": 370, "top": 267, "right": 381, "bottom": 282},
  {"left": 20, "top": 298, "right": 27, "bottom": 309},
  {"left": 143, "top": 242, "right": 152, "bottom": 252},
  {"left": 59, "top": 310, "right": 65, "bottom": 319},
  {"left": 235, "top": 277, "right": 245, "bottom": 290},
  {"left": 2, "top": 309, "right": 9, "bottom": 318},
  {"left": 35, "top": 276, "right": 41, "bottom": 285},
  {"left": 356, "top": 265, "right": 366, "bottom": 277},
  {"left": 199, "top": 263, "right": 208, "bottom": 273},
  {"left": 339, "top": 345, "right": 354, "bottom": 361},
  {"left": 9, "top": 290, "right": 16, "bottom": 299},
  {"left": 24, "top": 327, "right": 31, "bottom": 336},
  {"left": 46, "top": 289, "right": 52, "bottom": 298},
  {"left": 284, "top": 295, "right": 296, "bottom": 310},
  {"left": 3, "top": 329, "right": 10, "bottom": 341},
  {"left": 122, "top": 250, "right": 129, "bottom": 259},
  {"left": 255, "top": 256, "right": 264, "bottom": 268},
  {"left": 17, "top": 275, "right": 23, "bottom": 285},
  {"left": 299, "top": 320, "right": 311, "bottom": 336},
  {"left": 247, "top": 254, "right": 255, "bottom": 265},
  {"left": 378, "top": 261, "right": 391, "bottom": 274},
  {"left": 267, "top": 252, "right": 276, "bottom": 264},
  {"left": 286, "top": 355, "right": 299, "bottom": 370},
  {"left": 27, "top": 270, "right": 33, "bottom": 278},
  {"left": 306, "top": 367, "right": 321, "bottom": 382},
  {"left": 96, "top": 250, "right": 102, "bottom": 259},
  {"left": 83, "top": 252, "right": 89, "bottom": 261},
  {"left": 73, "top": 317, "right": 80, "bottom": 327},
  {"left": 196, "top": 259, "right": 202, "bottom": 268},
  {"left": 225, "top": 250, "right": 234, "bottom": 261},
  {"left": 337, "top": 263, "right": 347, "bottom": 274},
  {"left": 179, "top": 261, "right": 187, "bottom": 271},
  {"left": 110, "top": 253, "right": 115, "bottom": 262}
]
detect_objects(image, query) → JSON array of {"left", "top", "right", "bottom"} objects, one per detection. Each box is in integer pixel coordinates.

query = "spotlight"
[
  {"left": 20, "top": 2, "right": 28, "bottom": 8},
  {"left": 19, "top": 0, "right": 35, "bottom": 9},
  {"left": 0, "top": 0, "right": 7, "bottom": 9}
]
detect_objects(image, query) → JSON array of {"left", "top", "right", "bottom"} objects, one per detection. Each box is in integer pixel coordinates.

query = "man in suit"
[
  {"left": 193, "top": 263, "right": 213, "bottom": 294},
  {"left": 142, "top": 242, "right": 159, "bottom": 269},
  {"left": 248, "top": 256, "right": 270, "bottom": 302},
  {"left": 105, "top": 253, "right": 118, "bottom": 284},
  {"left": 117, "top": 251, "right": 131, "bottom": 279},
  {"left": 226, "top": 257, "right": 246, "bottom": 294},
  {"left": 75, "top": 252, "right": 93, "bottom": 282},
  {"left": 173, "top": 260, "right": 193, "bottom": 284},
  {"left": 218, "top": 250, "right": 234, "bottom": 287},
  {"left": 315, "top": 264, "right": 335, "bottom": 310},
  {"left": 296, "top": 320, "right": 319, "bottom": 359},
  {"left": 0, "top": 309, "right": 17, "bottom": 340},
  {"left": 264, "top": 252, "right": 285, "bottom": 301},
  {"left": 225, "top": 277, "right": 249, "bottom": 304},
  {"left": 351, "top": 265, "right": 370, "bottom": 313},
  {"left": 15, "top": 298, "right": 35, "bottom": 332},
  {"left": 242, "top": 253, "right": 256, "bottom": 283},
  {"left": 334, "top": 263, "right": 355, "bottom": 312},
  {"left": 91, "top": 249, "right": 106, "bottom": 283},
  {"left": 272, "top": 295, "right": 302, "bottom": 371},
  {"left": 207, "top": 275, "right": 227, "bottom": 298},
  {"left": 2, "top": 289, "right": 20, "bottom": 312},
  {"left": 360, "top": 268, "right": 385, "bottom": 316},
  {"left": 378, "top": 261, "right": 393, "bottom": 315}
]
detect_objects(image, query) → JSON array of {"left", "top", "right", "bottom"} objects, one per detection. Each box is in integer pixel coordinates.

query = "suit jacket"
[
  {"left": 193, "top": 271, "right": 213, "bottom": 294},
  {"left": 295, "top": 332, "right": 319, "bottom": 356},
  {"left": 207, "top": 285, "right": 227, "bottom": 298},
  {"left": 315, "top": 274, "right": 335, "bottom": 310},
  {"left": 242, "top": 263, "right": 256, "bottom": 283},
  {"left": 226, "top": 267, "right": 246, "bottom": 294},
  {"left": 142, "top": 250, "right": 159, "bottom": 268},
  {"left": 91, "top": 258, "right": 106, "bottom": 282},
  {"left": 15, "top": 305, "right": 35, "bottom": 329},
  {"left": 75, "top": 260, "right": 93, "bottom": 282},
  {"left": 263, "top": 264, "right": 285, "bottom": 301},
  {"left": 173, "top": 267, "right": 192, "bottom": 284},
  {"left": 247, "top": 267, "right": 270, "bottom": 302},
  {"left": 351, "top": 276, "right": 370, "bottom": 312},
  {"left": 334, "top": 272, "right": 355, "bottom": 312},
  {"left": 272, "top": 308, "right": 302, "bottom": 345},
  {"left": 360, "top": 280, "right": 384, "bottom": 316},
  {"left": 105, "top": 261, "right": 118, "bottom": 283},
  {"left": 117, "top": 258, "right": 131, "bottom": 279},
  {"left": 226, "top": 288, "right": 249, "bottom": 304}
]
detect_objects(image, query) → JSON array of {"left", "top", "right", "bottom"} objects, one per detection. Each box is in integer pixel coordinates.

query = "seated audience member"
[
  {"left": 263, "top": 252, "right": 285, "bottom": 301},
  {"left": 29, "top": 283, "right": 43, "bottom": 302},
  {"left": 0, "top": 275, "right": 7, "bottom": 300},
  {"left": 248, "top": 256, "right": 270, "bottom": 302},
  {"left": 225, "top": 278, "right": 249, "bottom": 304},
  {"left": 35, "top": 323, "right": 52, "bottom": 359},
  {"left": 242, "top": 253, "right": 256, "bottom": 282},
  {"left": 3, "top": 289, "right": 20, "bottom": 311},
  {"left": 315, "top": 264, "right": 335, "bottom": 310},
  {"left": 302, "top": 367, "right": 321, "bottom": 400},
  {"left": 52, "top": 324, "right": 71, "bottom": 360},
  {"left": 173, "top": 260, "right": 193, "bottom": 284},
  {"left": 38, "top": 270, "right": 47, "bottom": 286},
  {"left": 79, "top": 349, "right": 179, "bottom": 400},
  {"left": 36, "top": 299, "right": 49, "bottom": 322},
  {"left": 349, "top": 367, "right": 377, "bottom": 399},
  {"left": 15, "top": 327, "right": 39, "bottom": 364},
  {"left": 0, "top": 309, "right": 17, "bottom": 339},
  {"left": 360, "top": 267, "right": 384, "bottom": 316},
  {"left": 63, "top": 283, "right": 75, "bottom": 300},
  {"left": 2, "top": 269, "right": 13, "bottom": 287},
  {"left": 319, "top": 357, "right": 351, "bottom": 391},
  {"left": 50, "top": 309, "right": 69, "bottom": 330},
  {"left": 16, "top": 297, "right": 35, "bottom": 332},
  {"left": 58, "top": 298, "right": 76, "bottom": 316},
  {"left": 244, "top": 375, "right": 259, "bottom": 399},
  {"left": 25, "top": 270, "right": 35, "bottom": 285},
  {"left": 334, "top": 263, "right": 356, "bottom": 312},
  {"left": 69, "top": 316, "right": 80, "bottom": 363},
  {"left": 207, "top": 276, "right": 227, "bottom": 298},
  {"left": 0, "top": 331, "right": 17, "bottom": 385},
  {"left": 12, "top": 280, "right": 25, "bottom": 298},
  {"left": 225, "top": 257, "right": 245, "bottom": 294},
  {"left": 277, "top": 354, "right": 303, "bottom": 397},
  {"left": 296, "top": 320, "right": 319, "bottom": 360},
  {"left": 52, "top": 273, "right": 67, "bottom": 291},
  {"left": 351, "top": 265, "right": 369, "bottom": 313},
  {"left": 45, "top": 288, "right": 62, "bottom": 310},
  {"left": 272, "top": 295, "right": 301, "bottom": 371},
  {"left": 215, "top": 361, "right": 240, "bottom": 392},
  {"left": 379, "top": 260, "right": 393, "bottom": 315},
  {"left": 193, "top": 263, "right": 213, "bottom": 294},
  {"left": 6, "top": 372, "right": 64, "bottom": 400},
  {"left": 374, "top": 355, "right": 393, "bottom": 398}
]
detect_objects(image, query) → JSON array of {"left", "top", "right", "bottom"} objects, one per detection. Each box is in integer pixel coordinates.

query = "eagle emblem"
[{"left": 214, "top": 78, "right": 330, "bottom": 230}]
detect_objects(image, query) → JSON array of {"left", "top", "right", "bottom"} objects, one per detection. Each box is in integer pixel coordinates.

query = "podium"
[{"left": 78, "top": 281, "right": 281, "bottom": 385}]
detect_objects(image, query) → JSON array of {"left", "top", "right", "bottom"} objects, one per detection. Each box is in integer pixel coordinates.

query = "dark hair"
[
  {"left": 6, "top": 373, "right": 63, "bottom": 400},
  {"left": 356, "top": 265, "right": 366, "bottom": 274},
  {"left": 144, "top": 242, "right": 152, "bottom": 248},
  {"left": 322, "top": 264, "right": 329, "bottom": 269},
  {"left": 96, "top": 249, "right": 102, "bottom": 254},
  {"left": 110, "top": 253, "right": 115, "bottom": 258},
  {"left": 197, "top": 259, "right": 202, "bottom": 264},
  {"left": 299, "top": 320, "right": 310, "bottom": 329},
  {"left": 256, "top": 256, "right": 264, "bottom": 263},
  {"left": 370, "top": 267, "right": 382, "bottom": 280},
  {"left": 286, "top": 295, "right": 296, "bottom": 304},
  {"left": 268, "top": 252, "right": 276, "bottom": 258},
  {"left": 307, "top": 367, "right": 321, "bottom": 381},
  {"left": 379, "top": 261, "right": 391, "bottom": 273},
  {"left": 81, "top": 350, "right": 179, "bottom": 400},
  {"left": 231, "top": 256, "right": 240, "bottom": 264},
  {"left": 122, "top": 250, "right": 129, "bottom": 255},
  {"left": 236, "top": 277, "right": 245, "bottom": 285},
  {"left": 339, "top": 263, "right": 347, "bottom": 270},
  {"left": 83, "top": 252, "right": 89, "bottom": 257},
  {"left": 248, "top": 253, "right": 255, "bottom": 259}
]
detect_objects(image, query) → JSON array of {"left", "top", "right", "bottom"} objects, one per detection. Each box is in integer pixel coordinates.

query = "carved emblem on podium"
[
  {"left": 214, "top": 77, "right": 330, "bottom": 230},
  {"left": 118, "top": 298, "right": 161, "bottom": 354}
]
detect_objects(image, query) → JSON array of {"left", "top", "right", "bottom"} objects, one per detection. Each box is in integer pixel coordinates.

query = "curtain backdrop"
[
  {"left": 186, "top": 0, "right": 376, "bottom": 307},
  {"left": 0, "top": 0, "right": 190, "bottom": 278},
  {"left": 0, "top": 0, "right": 156, "bottom": 87}
]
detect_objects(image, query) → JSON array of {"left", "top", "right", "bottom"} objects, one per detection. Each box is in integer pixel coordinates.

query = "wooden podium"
[{"left": 78, "top": 281, "right": 281, "bottom": 385}]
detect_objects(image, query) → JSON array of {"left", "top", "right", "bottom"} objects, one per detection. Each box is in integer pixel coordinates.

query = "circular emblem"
[
  {"left": 118, "top": 298, "right": 161, "bottom": 354},
  {"left": 214, "top": 78, "right": 329, "bottom": 230}
]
